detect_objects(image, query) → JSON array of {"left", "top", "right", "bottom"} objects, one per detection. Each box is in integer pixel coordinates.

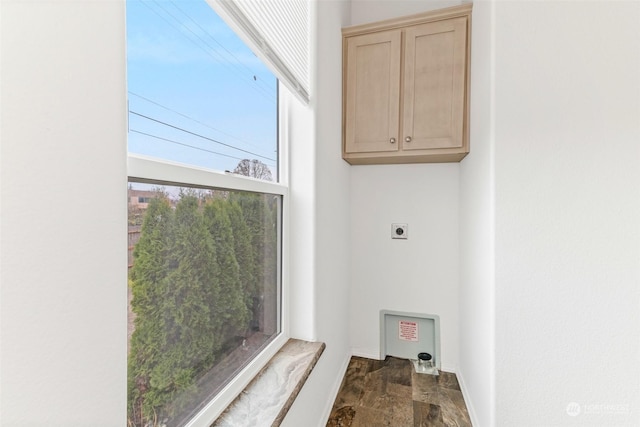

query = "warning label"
[{"left": 399, "top": 320, "right": 418, "bottom": 342}]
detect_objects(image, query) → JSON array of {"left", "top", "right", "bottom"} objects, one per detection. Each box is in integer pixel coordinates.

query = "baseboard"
[
  {"left": 317, "top": 349, "right": 352, "bottom": 427},
  {"left": 352, "top": 347, "right": 458, "bottom": 373},
  {"left": 350, "top": 347, "right": 381, "bottom": 360},
  {"left": 456, "top": 366, "right": 480, "bottom": 427}
]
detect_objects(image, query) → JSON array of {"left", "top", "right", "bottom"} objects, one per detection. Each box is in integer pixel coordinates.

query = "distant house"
[
  {"left": 127, "top": 189, "right": 157, "bottom": 268},
  {"left": 128, "top": 189, "right": 157, "bottom": 210}
]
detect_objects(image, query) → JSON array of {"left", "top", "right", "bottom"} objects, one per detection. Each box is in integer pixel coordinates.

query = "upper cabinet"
[{"left": 342, "top": 4, "right": 472, "bottom": 165}]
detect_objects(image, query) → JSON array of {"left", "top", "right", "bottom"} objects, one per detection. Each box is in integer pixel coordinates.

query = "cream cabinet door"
[
  {"left": 344, "top": 30, "right": 401, "bottom": 153},
  {"left": 402, "top": 17, "right": 467, "bottom": 151}
]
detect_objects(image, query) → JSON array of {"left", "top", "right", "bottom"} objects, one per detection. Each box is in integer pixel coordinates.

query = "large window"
[{"left": 126, "top": 1, "right": 287, "bottom": 426}]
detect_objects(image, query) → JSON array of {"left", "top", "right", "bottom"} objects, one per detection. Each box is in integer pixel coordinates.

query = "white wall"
[
  {"left": 350, "top": 0, "right": 463, "bottom": 25},
  {"left": 287, "top": 86, "right": 317, "bottom": 342},
  {"left": 347, "top": 0, "right": 464, "bottom": 372},
  {"left": 493, "top": 1, "right": 640, "bottom": 426},
  {"left": 0, "top": 1, "right": 128, "bottom": 425},
  {"left": 349, "top": 164, "right": 460, "bottom": 370},
  {"left": 282, "top": 0, "right": 353, "bottom": 425},
  {"left": 458, "top": 0, "right": 495, "bottom": 426}
]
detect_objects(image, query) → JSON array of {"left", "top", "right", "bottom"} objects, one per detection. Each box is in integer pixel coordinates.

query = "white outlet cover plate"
[{"left": 391, "top": 223, "right": 408, "bottom": 239}]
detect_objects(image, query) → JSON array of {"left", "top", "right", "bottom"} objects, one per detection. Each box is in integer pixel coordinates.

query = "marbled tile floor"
[{"left": 326, "top": 356, "right": 472, "bottom": 427}]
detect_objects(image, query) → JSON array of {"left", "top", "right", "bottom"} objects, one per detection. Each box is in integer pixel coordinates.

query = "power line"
[
  {"left": 129, "top": 110, "right": 276, "bottom": 162},
  {"left": 168, "top": 0, "right": 276, "bottom": 97},
  {"left": 128, "top": 91, "right": 272, "bottom": 153},
  {"left": 130, "top": 129, "right": 254, "bottom": 164},
  {"left": 145, "top": 0, "right": 276, "bottom": 103}
]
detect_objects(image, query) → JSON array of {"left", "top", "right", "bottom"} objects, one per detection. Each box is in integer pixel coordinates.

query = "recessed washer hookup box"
[{"left": 380, "top": 310, "right": 441, "bottom": 370}]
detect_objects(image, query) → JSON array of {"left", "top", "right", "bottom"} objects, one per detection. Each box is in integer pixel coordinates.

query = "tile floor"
[{"left": 326, "top": 356, "right": 472, "bottom": 427}]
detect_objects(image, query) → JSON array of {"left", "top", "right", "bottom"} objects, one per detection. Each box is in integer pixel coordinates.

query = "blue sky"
[{"left": 126, "top": 0, "right": 278, "bottom": 177}]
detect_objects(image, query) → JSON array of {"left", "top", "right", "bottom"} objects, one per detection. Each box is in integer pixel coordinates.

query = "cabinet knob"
[
  {"left": 390, "top": 137, "right": 396, "bottom": 144},
  {"left": 405, "top": 136, "right": 412, "bottom": 143}
]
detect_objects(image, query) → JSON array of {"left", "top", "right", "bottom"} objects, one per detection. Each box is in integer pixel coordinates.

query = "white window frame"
[{"left": 127, "top": 82, "right": 291, "bottom": 427}]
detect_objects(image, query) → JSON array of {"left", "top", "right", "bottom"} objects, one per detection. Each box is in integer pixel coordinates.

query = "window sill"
[{"left": 211, "top": 339, "right": 325, "bottom": 427}]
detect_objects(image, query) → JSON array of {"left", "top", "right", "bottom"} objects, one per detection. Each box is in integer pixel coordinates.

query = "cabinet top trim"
[{"left": 342, "top": 3, "right": 472, "bottom": 37}]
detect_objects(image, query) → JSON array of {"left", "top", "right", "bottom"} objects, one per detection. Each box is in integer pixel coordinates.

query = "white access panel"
[{"left": 380, "top": 310, "right": 441, "bottom": 369}]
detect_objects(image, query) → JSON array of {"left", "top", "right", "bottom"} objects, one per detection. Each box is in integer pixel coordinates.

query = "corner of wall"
[{"left": 457, "top": 0, "right": 496, "bottom": 426}]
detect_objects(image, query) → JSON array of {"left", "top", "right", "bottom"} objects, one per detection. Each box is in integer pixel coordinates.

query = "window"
[
  {"left": 127, "top": 180, "right": 283, "bottom": 426},
  {"left": 126, "top": 1, "right": 288, "bottom": 426},
  {"left": 126, "top": 0, "right": 278, "bottom": 177}
]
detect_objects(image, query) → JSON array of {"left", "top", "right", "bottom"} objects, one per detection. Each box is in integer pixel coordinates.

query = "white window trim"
[
  {"left": 127, "top": 84, "right": 291, "bottom": 426},
  {"left": 128, "top": 155, "right": 287, "bottom": 197}
]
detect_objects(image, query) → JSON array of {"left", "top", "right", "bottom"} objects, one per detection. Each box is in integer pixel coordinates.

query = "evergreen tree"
[
  {"left": 261, "top": 195, "right": 279, "bottom": 335},
  {"left": 128, "top": 191, "right": 224, "bottom": 425},
  {"left": 128, "top": 188, "right": 281, "bottom": 426},
  {"left": 128, "top": 192, "right": 173, "bottom": 426},
  {"left": 229, "top": 192, "right": 280, "bottom": 334},
  {"left": 203, "top": 199, "right": 250, "bottom": 346},
  {"left": 229, "top": 193, "right": 263, "bottom": 279},
  {"left": 153, "top": 191, "right": 221, "bottom": 420},
  {"left": 227, "top": 200, "right": 257, "bottom": 329}
]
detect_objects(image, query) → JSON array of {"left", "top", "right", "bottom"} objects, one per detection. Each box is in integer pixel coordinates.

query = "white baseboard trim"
[
  {"left": 351, "top": 347, "right": 459, "bottom": 374},
  {"left": 456, "top": 366, "right": 479, "bottom": 427},
  {"left": 317, "top": 349, "right": 351, "bottom": 427},
  {"left": 440, "top": 364, "right": 457, "bottom": 373},
  {"left": 350, "top": 347, "right": 381, "bottom": 360}
]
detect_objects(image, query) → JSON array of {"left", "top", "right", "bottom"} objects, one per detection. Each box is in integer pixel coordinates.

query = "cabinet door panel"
[
  {"left": 345, "top": 30, "right": 401, "bottom": 153},
  {"left": 403, "top": 17, "right": 467, "bottom": 151}
]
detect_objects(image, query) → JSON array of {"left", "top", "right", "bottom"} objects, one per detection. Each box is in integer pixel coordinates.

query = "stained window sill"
[{"left": 211, "top": 339, "right": 325, "bottom": 427}]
